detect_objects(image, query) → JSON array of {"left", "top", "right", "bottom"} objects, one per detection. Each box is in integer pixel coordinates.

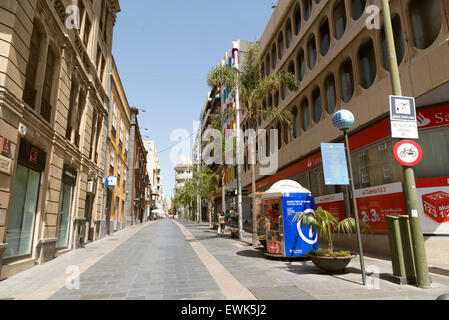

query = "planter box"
[{"left": 307, "top": 254, "right": 355, "bottom": 274}]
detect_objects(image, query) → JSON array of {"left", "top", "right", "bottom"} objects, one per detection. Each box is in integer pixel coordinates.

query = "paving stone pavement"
[
  {"left": 50, "top": 220, "right": 225, "bottom": 300},
  {"left": 181, "top": 222, "right": 449, "bottom": 300}
]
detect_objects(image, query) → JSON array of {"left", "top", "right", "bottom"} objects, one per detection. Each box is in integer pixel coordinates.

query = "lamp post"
[
  {"left": 332, "top": 110, "right": 367, "bottom": 286},
  {"left": 381, "top": 0, "right": 430, "bottom": 289}
]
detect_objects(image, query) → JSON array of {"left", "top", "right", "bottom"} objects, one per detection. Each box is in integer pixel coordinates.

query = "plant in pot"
[{"left": 293, "top": 209, "right": 372, "bottom": 274}]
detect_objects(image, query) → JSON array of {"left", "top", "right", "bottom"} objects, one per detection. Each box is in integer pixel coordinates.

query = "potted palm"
[{"left": 293, "top": 209, "right": 372, "bottom": 273}]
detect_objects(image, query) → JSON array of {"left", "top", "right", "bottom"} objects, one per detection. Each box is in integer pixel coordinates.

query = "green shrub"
[{"left": 308, "top": 248, "right": 352, "bottom": 258}]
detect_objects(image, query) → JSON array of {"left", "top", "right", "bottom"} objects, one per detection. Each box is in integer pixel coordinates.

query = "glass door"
[
  {"left": 5, "top": 164, "right": 41, "bottom": 258},
  {"left": 56, "top": 183, "right": 73, "bottom": 249}
]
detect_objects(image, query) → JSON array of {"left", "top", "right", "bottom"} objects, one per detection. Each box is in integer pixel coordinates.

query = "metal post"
[
  {"left": 381, "top": 0, "right": 431, "bottom": 289},
  {"left": 234, "top": 49, "right": 244, "bottom": 241},
  {"left": 344, "top": 130, "right": 366, "bottom": 286}
]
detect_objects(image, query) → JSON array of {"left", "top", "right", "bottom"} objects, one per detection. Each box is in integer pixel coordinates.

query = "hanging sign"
[
  {"left": 393, "top": 140, "right": 423, "bottom": 167},
  {"left": 389, "top": 95, "right": 419, "bottom": 139},
  {"left": 321, "top": 143, "right": 350, "bottom": 185}
]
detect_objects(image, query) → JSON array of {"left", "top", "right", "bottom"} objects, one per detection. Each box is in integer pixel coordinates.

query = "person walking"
[
  {"left": 230, "top": 209, "right": 236, "bottom": 227},
  {"left": 218, "top": 212, "right": 226, "bottom": 237}
]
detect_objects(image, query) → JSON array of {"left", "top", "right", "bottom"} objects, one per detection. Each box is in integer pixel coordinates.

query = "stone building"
[
  {"left": 0, "top": 0, "right": 120, "bottom": 278},
  {"left": 241, "top": 0, "right": 449, "bottom": 264}
]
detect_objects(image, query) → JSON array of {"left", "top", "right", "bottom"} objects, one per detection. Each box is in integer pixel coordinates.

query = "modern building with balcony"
[
  {"left": 0, "top": 0, "right": 120, "bottom": 278},
  {"left": 241, "top": 0, "right": 449, "bottom": 264}
]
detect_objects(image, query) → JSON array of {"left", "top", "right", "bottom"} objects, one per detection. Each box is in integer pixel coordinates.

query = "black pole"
[{"left": 344, "top": 130, "right": 367, "bottom": 286}]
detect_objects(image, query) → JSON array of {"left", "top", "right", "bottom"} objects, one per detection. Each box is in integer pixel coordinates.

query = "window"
[
  {"left": 124, "top": 166, "right": 127, "bottom": 184},
  {"left": 112, "top": 99, "right": 118, "bottom": 131},
  {"left": 24, "top": 24, "right": 42, "bottom": 109},
  {"left": 271, "top": 43, "right": 277, "bottom": 69},
  {"left": 125, "top": 129, "right": 129, "bottom": 153},
  {"left": 110, "top": 147, "right": 115, "bottom": 173},
  {"left": 381, "top": 14, "right": 405, "bottom": 71},
  {"left": 333, "top": 0, "right": 347, "bottom": 40},
  {"left": 281, "top": 84, "right": 287, "bottom": 100},
  {"left": 340, "top": 58, "right": 354, "bottom": 102},
  {"left": 265, "top": 54, "right": 271, "bottom": 75},
  {"left": 312, "top": 86, "right": 322, "bottom": 123},
  {"left": 89, "top": 109, "right": 98, "bottom": 159},
  {"left": 292, "top": 106, "right": 300, "bottom": 138},
  {"left": 358, "top": 38, "right": 377, "bottom": 89},
  {"left": 277, "top": 122, "right": 282, "bottom": 149},
  {"left": 324, "top": 73, "right": 337, "bottom": 114},
  {"left": 410, "top": 0, "right": 442, "bottom": 49},
  {"left": 278, "top": 32, "right": 284, "bottom": 59},
  {"left": 83, "top": 15, "right": 91, "bottom": 47},
  {"left": 117, "top": 157, "right": 121, "bottom": 181},
  {"left": 284, "top": 123, "right": 290, "bottom": 145},
  {"left": 294, "top": 4, "right": 302, "bottom": 35},
  {"left": 307, "top": 35, "right": 317, "bottom": 69},
  {"left": 319, "top": 17, "right": 330, "bottom": 56},
  {"left": 298, "top": 49, "right": 306, "bottom": 81},
  {"left": 119, "top": 116, "right": 124, "bottom": 145},
  {"left": 352, "top": 0, "right": 366, "bottom": 20},
  {"left": 304, "top": 0, "right": 313, "bottom": 20},
  {"left": 286, "top": 19, "right": 293, "bottom": 48},
  {"left": 302, "top": 98, "right": 310, "bottom": 131},
  {"left": 275, "top": 90, "right": 280, "bottom": 107},
  {"left": 41, "top": 48, "right": 56, "bottom": 122}
]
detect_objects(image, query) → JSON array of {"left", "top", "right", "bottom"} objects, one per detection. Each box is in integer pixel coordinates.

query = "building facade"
[
  {"left": 242, "top": 0, "right": 449, "bottom": 264},
  {"left": 144, "top": 141, "right": 162, "bottom": 215},
  {"left": 0, "top": 0, "right": 120, "bottom": 278},
  {"left": 100, "top": 58, "right": 130, "bottom": 237}
]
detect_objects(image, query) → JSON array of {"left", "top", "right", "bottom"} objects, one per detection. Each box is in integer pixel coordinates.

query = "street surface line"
[
  {"left": 174, "top": 221, "right": 257, "bottom": 300},
  {"left": 22, "top": 222, "right": 155, "bottom": 300}
]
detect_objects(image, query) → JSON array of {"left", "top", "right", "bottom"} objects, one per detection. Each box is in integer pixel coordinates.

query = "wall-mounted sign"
[
  {"left": 106, "top": 176, "right": 117, "bottom": 188},
  {"left": 393, "top": 140, "right": 423, "bottom": 167},
  {"left": 18, "top": 123, "right": 27, "bottom": 136},
  {"left": 62, "top": 164, "right": 77, "bottom": 186},
  {"left": 390, "top": 96, "right": 419, "bottom": 139},
  {"left": 0, "top": 155, "right": 12, "bottom": 175},
  {"left": 0, "top": 138, "right": 11, "bottom": 156},
  {"left": 18, "top": 139, "right": 46, "bottom": 172},
  {"left": 391, "top": 121, "right": 419, "bottom": 139}
]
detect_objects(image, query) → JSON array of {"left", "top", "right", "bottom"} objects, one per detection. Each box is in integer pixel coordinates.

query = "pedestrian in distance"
[{"left": 218, "top": 212, "right": 226, "bottom": 237}]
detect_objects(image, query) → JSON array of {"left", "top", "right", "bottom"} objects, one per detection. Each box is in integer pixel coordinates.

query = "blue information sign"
[
  {"left": 321, "top": 143, "right": 350, "bottom": 186},
  {"left": 282, "top": 193, "right": 318, "bottom": 257}
]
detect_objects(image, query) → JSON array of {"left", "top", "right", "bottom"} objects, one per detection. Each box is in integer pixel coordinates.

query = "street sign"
[
  {"left": 393, "top": 140, "right": 423, "bottom": 167},
  {"left": 105, "top": 176, "right": 117, "bottom": 188},
  {"left": 391, "top": 121, "right": 419, "bottom": 139},
  {"left": 390, "top": 96, "right": 416, "bottom": 122},
  {"left": 321, "top": 143, "right": 350, "bottom": 185}
]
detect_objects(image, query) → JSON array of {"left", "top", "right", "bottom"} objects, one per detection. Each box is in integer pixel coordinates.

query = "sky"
[{"left": 112, "top": 0, "right": 274, "bottom": 200}]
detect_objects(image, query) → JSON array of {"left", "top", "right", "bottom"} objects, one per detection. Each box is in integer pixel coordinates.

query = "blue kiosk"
[{"left": 254, "top": 180, "right": 318, "bottom": 258}]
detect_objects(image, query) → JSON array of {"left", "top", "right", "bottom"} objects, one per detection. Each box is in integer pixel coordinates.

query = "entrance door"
[
  {"left": 5, "top": 164, "right": 41, "bottom": 258},
  {"left": 56, "top": 183, "right": 73, "bottom": 249}
]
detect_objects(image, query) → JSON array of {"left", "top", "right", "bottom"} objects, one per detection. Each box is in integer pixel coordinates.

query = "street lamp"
[{"left": 332, "top": 109, "right": 367, "bottom": 286}]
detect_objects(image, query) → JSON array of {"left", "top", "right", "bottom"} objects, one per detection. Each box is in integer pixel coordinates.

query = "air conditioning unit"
[{"left": 87, "top": 180, "right": 96, "bottom": 194}]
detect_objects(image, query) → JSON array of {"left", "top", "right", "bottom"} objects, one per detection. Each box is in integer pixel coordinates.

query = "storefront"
[
  {"left": 5, "top": 139, "right": 46, "bottom": 259},
  {"left": 56, "top": 165, "right": 77, "bottom": 249}
]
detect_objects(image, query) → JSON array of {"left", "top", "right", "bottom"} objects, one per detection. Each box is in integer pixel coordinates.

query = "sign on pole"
[
  {"left": 393, "top": 140, "right": 423, "bottom": 167},
  {"left": 390, "top": 95, "right": 419, "bottom": 139},
  {"left": 321, "top": 143, "right": 350, "bottom": 186}
]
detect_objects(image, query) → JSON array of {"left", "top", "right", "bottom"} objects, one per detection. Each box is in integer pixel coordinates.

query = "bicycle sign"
[{"left": 393, "top": 140, "right": 423, "bottom": 167}]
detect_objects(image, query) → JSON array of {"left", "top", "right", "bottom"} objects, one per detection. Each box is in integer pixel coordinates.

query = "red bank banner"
[
  {"left": 416, "top": 177, "right": 449, "bottom": 235},
  {"left": 314, "top": 193, "right": 346, "bottom": 222},
  {"left": 355, "top": 182, "right": 406, "bottom": 234}
]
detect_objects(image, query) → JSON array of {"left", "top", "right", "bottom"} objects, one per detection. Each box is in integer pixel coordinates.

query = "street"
[{"left": 0, "top": 219, "right": 448, "bottom": 301}]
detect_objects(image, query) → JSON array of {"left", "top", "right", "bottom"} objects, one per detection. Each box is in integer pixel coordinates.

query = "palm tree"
[
  {"left": 207, "top": 42, "right": 299, "bottom": 246},
  {"left": 196, "top": 167, "right": 221, "bottom": 228}
]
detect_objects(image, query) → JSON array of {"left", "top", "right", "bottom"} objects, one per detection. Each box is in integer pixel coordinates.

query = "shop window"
[
  {"left": 294, "top": 4, "right": 302, "bottom": 35},
  {"left": 307, "top": 35, "right": 317, "bottom": 69},
  {"left": 333, "top": 0, "right": 347, "bottom": 40},
  {"left": 302, "top": 98, "right": 310, "bottom": 131},
  {"left": 319, "top": 17, "right": 330, "bottom": 56},
  {"left": 340, "top": 58, "right": 354, "bottom": 102},
  {"left": 410, "top": 0, "right": 442, "bottom": 50},
  {"left": 286, "top": 19, "right": 293, "bottom": 48},
  {"left": 278, "top": 32, "right": 284, "bottom": 59},
  {"left": 271, "top": 43, "right": 277, "bottom": 69},
  {"left": 24, "top": 23, "right": 42, "bottom": 109},
  {"left": 358, "top": 38, "right": 377, "bottom": 89},
  {"left": 298, "top": 49, "right": 306, "bottom": 81},
  {"left": 352, "top": 0, "right": 366, "bottom": 20},
  {"left": 312, "top": 86, "right": 322, "bottom": 124},
  {"left": 381, "top": 14, "right": 405, "bottom": 71},
  {"left": 304, "top": 0, "right": 313, "bottom": 20},
  {"left": 325, "top": 73, "right": 337, "bottom": 114},
  {"left": 414, "top": 128, "right": 449, "bottom": 180}
]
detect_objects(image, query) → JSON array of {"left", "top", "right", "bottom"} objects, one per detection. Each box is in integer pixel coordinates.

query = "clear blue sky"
[{"left": 112, "top": 0, "right": 274, "bottom": 200}]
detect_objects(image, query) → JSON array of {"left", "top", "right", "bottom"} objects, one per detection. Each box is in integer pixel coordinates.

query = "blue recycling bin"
[{"left": 255, "top": 180, "right": 319, "bottom": 258}]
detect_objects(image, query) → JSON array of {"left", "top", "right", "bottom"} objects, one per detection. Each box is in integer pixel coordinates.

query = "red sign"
[
  {"left": 267, "top": 241, "right": 281, "bottom": 254},
  {"left": 0, "top": 138, "right": 11, "bottom": 156},
  {"left": 30, "top": 147, "right": 38, "bottom": 164},
  {"left": 422, "top": 192, "right": 449, "bottom": 224},
  {"left": 355, "top": 182, "right": 406, "bottom": 234},
  {"left": 393, "top": 140, "right": 423, "bottom": 167},
  {"left": 315, "top": 193, "right": 346, "bottom": 221},
  {"left": 417, "top": 104, "right": 449, "bottom": 130}
]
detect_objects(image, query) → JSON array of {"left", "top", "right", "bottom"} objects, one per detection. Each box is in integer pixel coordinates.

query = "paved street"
[{"left": 0, "top": 219, "right": 448, "bottom": 300}]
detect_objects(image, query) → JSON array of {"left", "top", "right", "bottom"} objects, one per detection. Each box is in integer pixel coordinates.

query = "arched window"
[
  {"left": 325, "top": 73, "right": 337, "bottom": 114},
  {"left": 265, "top": 54, "right": 271, "bottom": 75},
  {"left": 286, "top": 19, "right": 293, "bottom": 48},
  {"left": 312, "top": 86, "right": 322, "bottom": 123},
  {"left": 24, "top": 23, "right": 42, "bottom": 109},
  {"left": 304, "top": 0, "right": 313, "bottom": 20},
  {"left": 410, "top": 0, "right": 442, "bottom": 49},
  {"left": 284, "top": 123, "right": 290, "bottom": 145},
  {"left": 271, "top": 43, "right": 277, "bottom": 69},
  {"left": 307, "top": 35, "right": 317, "bottom": 69},
  {"left": 268, "top": 94, "right": 273, "bottom": 108},
  {"left": 277, "top": 122, "right": 282, "bottom": 149},
  {"left": 358, "top": 38, "right": 377, "bottom": 89},
  {"left": 292, "top": 107, "right": 299, "bottom": 139},
  {"left": 319, "top": 17, "right": 330, "bottom": 56},
  {"left": 275, "top": 90, "right": 280, "bottom": 107},
  {"left": 302, "top": 98, "right": 310, "bottom": 131},
  {"left": 352, "top": 0, "right": 366, "bottom": 20},
  {"left": 278, "top": 32, "right": 284, "bottom": 59},
  {"left": 381, "top": 14, "right": 405, "bottom": 71},
  {"left": 340, "top": 58, "right": 354, "bottom": 102},
  {"left": 294, "top": 4, "right": 302, "bottom": 35},
  {"left": 298, "top": 49, "right": 306, "bottom": 80},
  {"left": 281, "top": 84, "right": 287, "bottom": 100},
  {"left": 333, "top": 0, "right": 347, "bottom": 40},
  {"left": 288, "top": 60, "right": 295, "bottom": 75}
]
